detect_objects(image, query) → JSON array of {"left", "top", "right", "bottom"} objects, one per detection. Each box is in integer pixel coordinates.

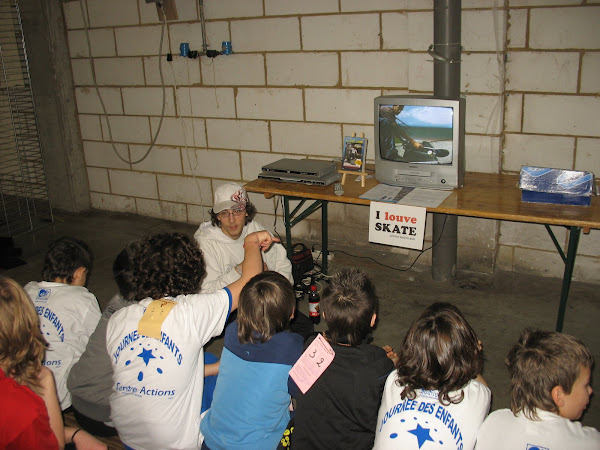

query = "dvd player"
[{"left": 261, "top": 159, "right": 337, "bottom": 178}]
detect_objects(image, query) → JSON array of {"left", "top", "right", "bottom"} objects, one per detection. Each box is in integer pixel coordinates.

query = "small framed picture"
[{"left": 342, "top": 136, "right": 367, "bottom": 171}]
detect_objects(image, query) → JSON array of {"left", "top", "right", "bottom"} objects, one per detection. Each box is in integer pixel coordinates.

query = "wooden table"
[{"left": 245, "top": 172, "right": 600, "bottom": 331}]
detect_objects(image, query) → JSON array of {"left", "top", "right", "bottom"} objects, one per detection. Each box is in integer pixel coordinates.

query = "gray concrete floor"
[{"left": 3, "top": 209, "right": 599, "bottom": 429}]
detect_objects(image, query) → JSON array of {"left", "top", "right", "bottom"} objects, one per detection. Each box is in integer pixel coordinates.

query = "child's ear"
[
  {"left": 552, "top": 385, "right": 566, "bottom": 408},
  {"left": 72, "top": 266, "right": 87, "bottom": 286},
  {"left": 370, "top": 313, "right": 377, "bottom": 328}
]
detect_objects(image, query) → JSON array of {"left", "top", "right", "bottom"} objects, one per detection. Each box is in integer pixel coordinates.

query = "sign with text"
[{"left": 368, "top": 202, "right": 426, "bottom": 250}]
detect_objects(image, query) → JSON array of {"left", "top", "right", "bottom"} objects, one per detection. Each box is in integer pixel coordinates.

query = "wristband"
[{"left": 71, "top": 428, "right": 82, "bottom": 443}]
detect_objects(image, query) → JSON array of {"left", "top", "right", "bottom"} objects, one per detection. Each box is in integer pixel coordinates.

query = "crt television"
[{"left": 374, "top": 95, "right": 466, "bottom": 189}]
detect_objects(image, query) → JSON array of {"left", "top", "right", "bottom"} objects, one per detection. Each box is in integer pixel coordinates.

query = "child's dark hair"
[
  {"left": 396, "top": 302, "right": 483, "bottom": 405},
  {"left": 132, "top": 233, "right": 206, "bottom": 300},
  {"left": 113, "top": 240, "right": 143, "bottom": 301},
  {"left": 41, "top": 236, "right": 92, "bottom": 283},
  {"left": 237, "top": 271, "right": 295, "bottom": 344},
  {"left": 321, "top": 267, "right": 377, "bottom": 347},
  {"left": 505, "top": 328, "right": 593, "bottom": 420}
]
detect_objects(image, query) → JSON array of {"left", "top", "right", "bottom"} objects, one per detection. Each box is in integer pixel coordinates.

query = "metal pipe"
[{"left": 198, "top": 0, "right": 208, "bottom": 54}]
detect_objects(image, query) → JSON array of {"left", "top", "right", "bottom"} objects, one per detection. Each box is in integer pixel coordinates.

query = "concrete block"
[
  {"left": 305, "top": 88, "right": 379, "bottom": 124},
  {"left": 201, "top": 54, "right": 265, "bottom": 86},
  {"left": 87, "top": 0, "right": 139, "bottom": 28},
  {"left": 407, "top": 12, "right": 432, "bottom": 52},
  {"left": 345, "top": 203, "right": 371, "bottom": 228},
  {"left": 581, "top": 52, "right": 600, "bottom": 94},
  {"left": 139, "top": 0, "right": 159, "bottom": 24},
  {"left": 231, "top": 18, "right": 300, "bottom": 52},
  {"left": 523, "top": 95, "right": 600, "bottom": 137},
  {"left": 342, "top": 52, "right": 408, "bottom": 88},
  {"left": 71, "top": 60, "right": 94, "bottom": 86},
  {"left": 382, "top": 13, "right": 409, "bottom": 50},
  {"left": 115, "top": 26, "right": 168, "bottom": 56},
  {"left": 176, "top": 87, "right": 235, "bottom": 118},
  {"left": 499, "top": 221, "right": 567, "bottom": 252},
  {"left": 577, "top": 228, "right": 600, "bottom": 257},
  {"left": 265, "top": 0, "right": 338, "bottom": 15},
  {"left": 503, "top": 133, "right": 574, "bottom": 172},
  {"left": 75, "top": 87, "right": 123, "bottom": 114},
  {"left": 504, "top": 93, "right": 523, "bottom": 133},
  {"left": 408, "top": 52, "right": 432, "bottom": 92},
  {"left": 247, "top": 192, "right": 276, "bottom": 215},
  {"left": 236, "top": 88, "right": 303, "bottom": 121},
  {"left": 271, "top": 122, "right": 341, "bottom": 157},
  {"left": 326, "top": 202, "right": 346, "bottom": 223},
  {"left": 101, "top": 115, "right": 151, "bottom": 144},
  {"left": 78, "top": 114, "right": 103, "bottom": 141},
  {"left": 465, "top": 135, "right": 500, "bottom": 173},
  {"left": 342, "top": 0, "right": 409, "bottom": 11},
  {"left": 139, "top": 0, "right": 198, "bottom": 24},
  {"left": 129, "top": 145, "right": 183, "bottom": 174},
  {"left": 168, "top": 21, "right": 229, "bottom": 55},
  {"left": 149, "top": 117, "right": 207, "bottom": 147},
  {"left": 187, "top": 204, "right": 212, "bottom": 224},
  {"left": 463, "top": 9, "right": 505, "bottom": 52},
  {"left": 573, "top": 254, "right": 600, "bottom": 283},
  {"left": 510, "top": 0, "right": 579, "bottom": 5},
  {"left": 207, "top": 119, "right": 269, "bottom": 151},
  {"left": 90, "top": 192, "right": 136, "bottom": 213},
  {"left": 530, "top": 6, "right": 600, "bottom": 49},
  {"left": 465, "top": 94, "right": 503, "bottom": 135},
  {"left": 182, "top": 149, "right": 241, "bottom": 179},
  {"left": 122, "top": 87, "right": 175, "bottom": 116},
  {"left": 513, "top": 247, "right": 564, "bottom": 279},
  {"left": 240, "top": 152, "right": 300, "bottom": 182},
  {"left": 63, "top": 1, "right": 87, "bottom": 29},
  {"left": 302, "top": 14, "right": 379, "bottom": 51},
  {"left": 109, "top": 169, "right": 158, "bottom": 198},
  {"left": 135, "top": 198, "right": 188, "bottom": 222},
  {"left": 143, "top": 57, "right": 201, "bottom": 86},
  {"left": 87, "top": 167, "right": 110, "bottom": 193},
  {"left": 83, "top": 141, "right": 131, "bottom": 169},
  {"left": 496, "top": 245, "right": 514, "bottom": 271},
  {"left": 457, "top": 245, "right": 495, "bottom": 274},
  {"left": 68, "top": 29, "right": 116, "bottom": 58},
  {"left": 266, "top": 53, "right": 339, "bottom": 87},
  {"left": 575, "top": 138, "right": 600, "bottom": 177},
  {"left": 93, "top": 58, "right": 145, "bottom": 86},
  {"left": 462, "top": 53, "right": 503, "bottom": 94},
  {"left": 157, "top": 174, "right": 212, "bottom": 204},
  {"left": 507, "top": 9, "right": 527, "bottom": 48},
  {"left": 507, "top": 52, "right": 579, "bottom": 93},
  {"left": 458, "top": 216, "right": 498, "bottom": 249},
  {"left": 407, "top": 0, "right": 432, "bottom": 8},
  {"left": 204, "top": 0, "right": 263, "bottom": 19}
]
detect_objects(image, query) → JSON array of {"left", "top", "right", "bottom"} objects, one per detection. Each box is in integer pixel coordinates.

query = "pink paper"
[{"left": 290, "top": 334, "right": 336, "bottom": 394}]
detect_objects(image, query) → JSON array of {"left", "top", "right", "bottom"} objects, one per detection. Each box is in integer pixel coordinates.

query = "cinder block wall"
[{"left": 63, "top": 0, "right": 600, "bottom": 282}]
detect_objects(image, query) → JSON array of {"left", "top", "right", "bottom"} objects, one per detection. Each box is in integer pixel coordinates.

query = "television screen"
[{"left": 378, "top": 104, "right": 453, "bottom": 165}]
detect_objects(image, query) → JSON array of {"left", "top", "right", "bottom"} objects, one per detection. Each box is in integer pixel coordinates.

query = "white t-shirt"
[
  {"left": 475, "top": 408, "right": 600, "bottom": 450},
  {"left": 374, "top": 373, "right": 491, "bottom": 450},
  {"left": 25, "top": 281, "right": 101, "bottom": 410},
  {"left": 106, "top": 289, "right": 231, "bottom": 450},
  {"left": 194, "top": 220, "right": 293, "bottom": 293}
]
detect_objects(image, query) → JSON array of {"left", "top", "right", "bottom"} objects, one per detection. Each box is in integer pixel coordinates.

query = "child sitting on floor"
[
  {"left": 475, "top": 328, "right": 599, "bottom": 449},
  {"left": 292, "top": 267, "right": 397, "bottom": 450},
  {"left": 24, "top": 236, "right": 101, "bottom": 412},
  {"left": 200, "top": 271, "right": 303, "bottom": 450},
  {"left": 374, "top": 302, "right": 491, "bottom": 450},
  {"left": 106, "top": 231, "right": 276, "bottom": 450}
]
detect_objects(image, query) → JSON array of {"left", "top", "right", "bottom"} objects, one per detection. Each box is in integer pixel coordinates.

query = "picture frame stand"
[{"left": 339, "top": 132, "right": 367, "bottom": 187}]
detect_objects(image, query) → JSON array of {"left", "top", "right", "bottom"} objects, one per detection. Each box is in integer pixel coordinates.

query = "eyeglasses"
[{"left": 217, "top": 207, "right": 246, "bottom": 218}]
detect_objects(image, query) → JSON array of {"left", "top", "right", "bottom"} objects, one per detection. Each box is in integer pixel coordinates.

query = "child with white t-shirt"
[
  {"left": 374, "top": 302, "right": 491, "bottom": 450},
  {"left": 106, "top": 231, "right": 277, "bottom": 450},
  {"left": 475, "top": 329, "right": 599, "bottom": 449},
  {"left": 24, "top": 236, "right": 101, "bottom": 411}
]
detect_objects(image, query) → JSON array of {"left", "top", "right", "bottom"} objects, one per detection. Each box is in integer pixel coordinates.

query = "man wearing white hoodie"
[{"left": 194, "top": 182, "right": 293, "bottom": 294}]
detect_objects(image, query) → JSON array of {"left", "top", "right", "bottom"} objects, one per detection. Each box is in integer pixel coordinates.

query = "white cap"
[{"left": 212, "top": 182, "right": 248, "bottom": 214}]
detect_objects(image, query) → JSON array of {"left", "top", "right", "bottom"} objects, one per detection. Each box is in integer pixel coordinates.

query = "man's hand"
[{"left": 244, "top": 230, "right": 280, "bottom": 251}]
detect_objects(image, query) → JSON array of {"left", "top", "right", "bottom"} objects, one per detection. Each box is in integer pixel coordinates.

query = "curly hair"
[
  {"left": 209, "top": 202, "right": 257, "bottom": 227},
  {"left": 41, "top": 236, "right": 92, "bottom": 283},
  {"left": 237, "top": 271, "right": 295, "bottom": 344},
  {"left": 395, "top": 302, "right": 483, "bottom": 406},
  {"left": 321, "top": 267, "right": 378, "bottom": 347},
  {"left": 131, "top": 233, "right": 206, "bottom": 301},
  {"left": 505, "top": 328, "right": 593, "bottom": 420},
  {"left": 0, "top": 276, "right": 47, "bottom": 394}
]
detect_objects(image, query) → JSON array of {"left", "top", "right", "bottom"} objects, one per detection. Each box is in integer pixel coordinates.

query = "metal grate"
[{"left": 0, "top": 0, "right": 53, "bottom": 237}]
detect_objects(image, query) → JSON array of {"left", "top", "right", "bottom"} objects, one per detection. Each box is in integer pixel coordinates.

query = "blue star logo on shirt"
[
  {"left": 138, "top": 347, "right": 156, "bottom": 366},
  {"left": 408, "top": 423, "right": 434, "bottom": 448}
]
